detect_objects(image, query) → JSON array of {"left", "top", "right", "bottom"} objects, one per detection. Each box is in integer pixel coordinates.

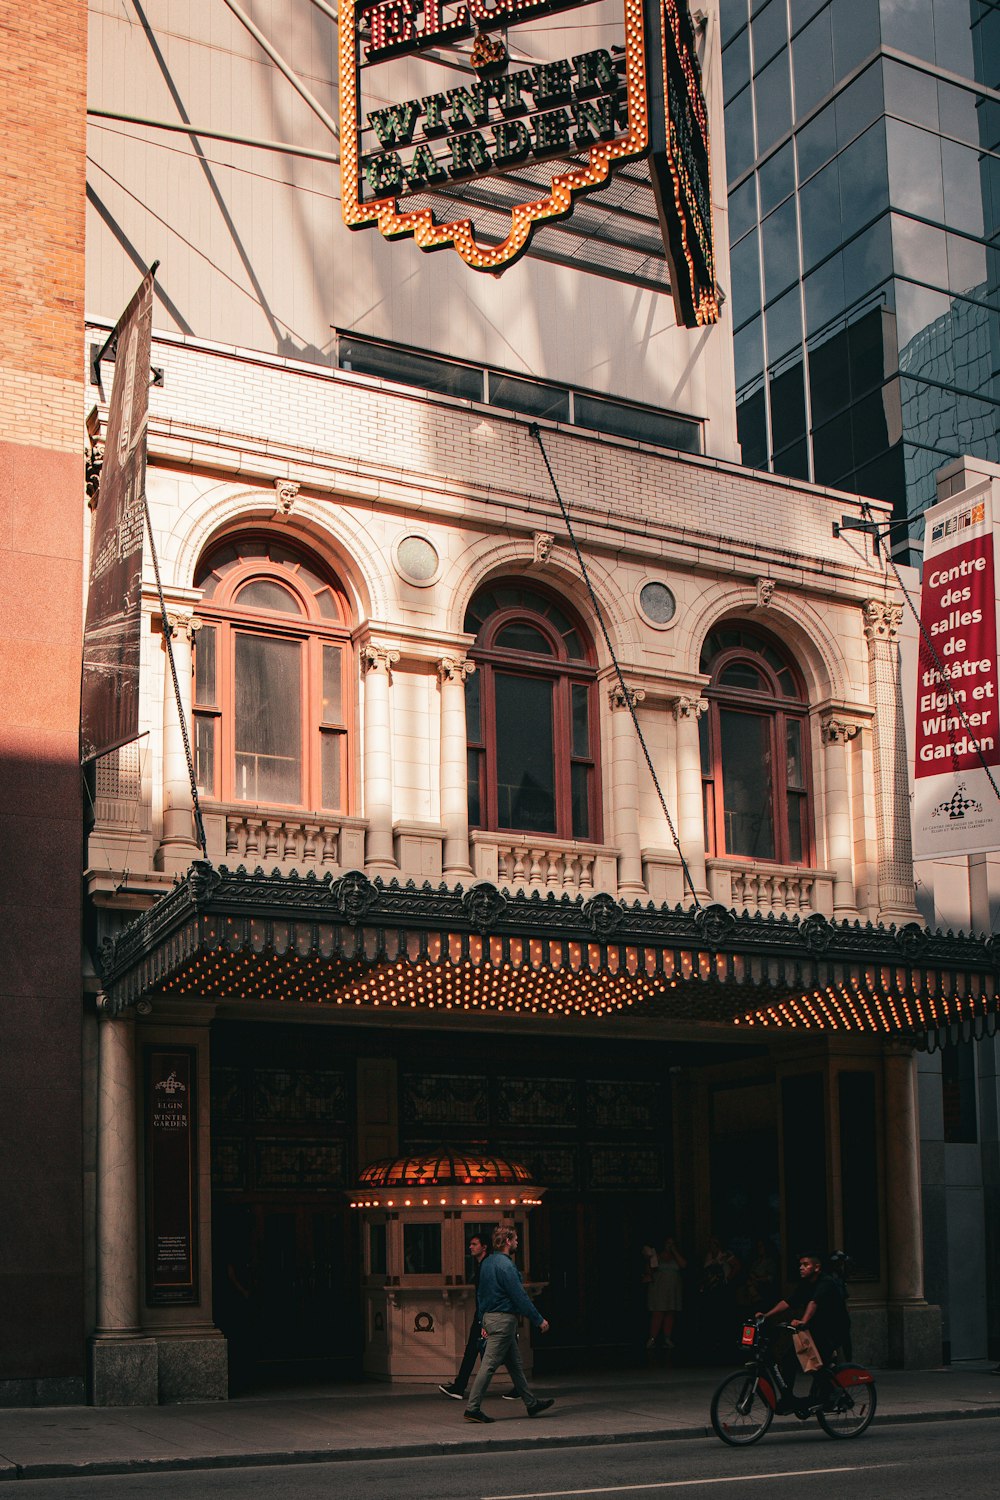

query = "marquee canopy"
[{"left": 97, "top": 864, "right": 1000, "bottom": 1049}]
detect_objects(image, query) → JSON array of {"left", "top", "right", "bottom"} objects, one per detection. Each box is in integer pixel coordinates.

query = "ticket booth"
[{"left": 348, "top": 1148, "right": 547, "bottom": 1382}]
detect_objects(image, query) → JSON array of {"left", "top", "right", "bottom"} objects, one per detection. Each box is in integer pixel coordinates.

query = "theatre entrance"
[
  {"left": 210, "top": 1027, "right": 363, "bottom": 1389},
  {"left": 209, "top": 1019, "right": 772, "bottom": 1388}
]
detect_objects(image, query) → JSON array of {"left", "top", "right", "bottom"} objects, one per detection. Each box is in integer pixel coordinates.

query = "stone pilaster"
[
  {"left": 438, "top": 657, "right": 475, "bottom": 879},
  {"left": 863, "top": 601, "right": 918, "bottom": 922},
  {"left": 608, "top": 684, "right": 647, "bottom": 899},
  {"left": 884, "top": 1044, "right": 942, "bottom": 1367},
  {"left": 361, "top": 642, "right": 400, "bottom": 873},
  {"left": 820, "top": 715, "right": 862, "bottom": 918},
  {"left": 154, "top": 612, "right": 201, "bottom": 873},
  {"left": 672, "top": 696, "right": 709, "bottom": 904}
]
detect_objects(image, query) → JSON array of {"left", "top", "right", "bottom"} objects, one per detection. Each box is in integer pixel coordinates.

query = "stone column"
[
  {"left": 361, "top": 642, "right": 399, "bottom": 873},
  {"left": 672, "top": 696, "right": 709, "bottom": 904},
  {"left": 155, "top": 612, "right": 201, "bottom": 873},
  {"left": 609, "top": 684, "right": 647, "bottom": 900},
  {"left": 820, "top": 715, "right": 861, "bottom": 918},
  {"left": 438, "top": 657, "right": 475, "bottom": 880},
  {"left": 884, "top": 1044, "right": 942, "bottom": 1367},
  {"left": 863, "top": 601, "right": 918, "bottom": 922},
  {"left": 90, "top": 1009, "right": 158, "bottom": 1405}
]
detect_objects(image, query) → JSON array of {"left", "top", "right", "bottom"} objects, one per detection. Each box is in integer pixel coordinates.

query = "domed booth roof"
[{"left": 349, "top": 1147, "right": 544, "bottom": 1208}]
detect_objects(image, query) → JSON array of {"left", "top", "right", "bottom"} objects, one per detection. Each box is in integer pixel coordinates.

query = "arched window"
[
  {"left": 193, "top": 535, "right": 352, "bottom": 811},
  {"left": 699, "top": 624, "right": 812, "bottom": 865},
  {"left": 464, "top": 583, "right": 600, "bottom": 840}
]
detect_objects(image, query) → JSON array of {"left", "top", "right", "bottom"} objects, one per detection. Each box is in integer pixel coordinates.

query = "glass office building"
[{"left": 722, "top": 0, "right": 1000, "bottom": 557}]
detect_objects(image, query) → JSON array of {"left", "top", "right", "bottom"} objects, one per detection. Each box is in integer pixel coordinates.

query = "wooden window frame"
[
  {"left": 193, "top": 540, "right": 353, "bottom": 815},
  {"left": 467, "top": 596, "right": 601, "bottom": 843},
  {"left": 700, "top": 634, "right": 813, "bottom": 867}
]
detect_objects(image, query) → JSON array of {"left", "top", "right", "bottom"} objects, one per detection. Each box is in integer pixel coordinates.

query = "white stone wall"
[{"left": 85, "top": 324, "right": 916, "bottom": 929}]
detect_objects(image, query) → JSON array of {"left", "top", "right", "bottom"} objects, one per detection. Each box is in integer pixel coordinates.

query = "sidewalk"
[{"left": 0, "top": 1363, "right": 997, "bottom": 1481}]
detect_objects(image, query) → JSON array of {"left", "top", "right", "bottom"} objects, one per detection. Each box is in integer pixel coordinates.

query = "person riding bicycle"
[{"left": 757, "top": 1250, "right": 850, "bottom": 1415}]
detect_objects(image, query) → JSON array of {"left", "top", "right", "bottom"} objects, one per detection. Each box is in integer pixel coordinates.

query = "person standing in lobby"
[{"left": 463, "top": 1223, "right": 553, "bottom": 1423}]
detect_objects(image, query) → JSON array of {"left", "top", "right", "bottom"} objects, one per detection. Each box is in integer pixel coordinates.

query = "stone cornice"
[{"left": 135, "top": 415, "right": 892, "bottom": 604}]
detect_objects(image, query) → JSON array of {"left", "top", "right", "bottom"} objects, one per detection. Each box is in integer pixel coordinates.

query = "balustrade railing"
[
  {"left": 707, "top": 859, "right": 835, "bottom": 917},
  {"left": 212, "top": 807, "right": 366, "bottom": 873},
  {"left": 471, "top": 833, "right": 619, "bottom": 898}
]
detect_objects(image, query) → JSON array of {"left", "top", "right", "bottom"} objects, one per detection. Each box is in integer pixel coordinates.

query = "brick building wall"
[{"left": 0, "top": 1, "right": 87, "bottom": 1401}]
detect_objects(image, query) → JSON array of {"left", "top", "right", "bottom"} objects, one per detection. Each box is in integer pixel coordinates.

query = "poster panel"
[
  {"left": 80, "top": 271, "right": 154, "bottom": 763},
  {"left": 145, "top": 1048, "right": 199, "bottom": 1305},
  {"left": 912, "top": 485, "right": 1000, "bottom": 859}
]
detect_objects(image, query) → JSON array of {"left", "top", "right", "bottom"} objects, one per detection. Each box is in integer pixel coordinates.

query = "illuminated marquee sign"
[
  {"left": 647, "top": 0, "right": 718, "bottom": 326},
  {"left": 338, "top": 0, "right": 719, "bottom": 325}
]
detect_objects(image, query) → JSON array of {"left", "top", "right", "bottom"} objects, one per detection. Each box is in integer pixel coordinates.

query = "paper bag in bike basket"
[{"left": 793, "top": 1328, "right": 822, "bottom": 1371}]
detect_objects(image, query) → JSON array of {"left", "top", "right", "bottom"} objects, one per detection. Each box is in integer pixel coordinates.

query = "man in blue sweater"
[{"left": 464, "top": 1222, "right": 554, "bottom": 1422}]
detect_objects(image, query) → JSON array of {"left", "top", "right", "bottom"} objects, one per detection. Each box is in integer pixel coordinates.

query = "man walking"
[
  {"left": 439, "top": 1233, "right": 489, "bottom": 1400},
  {"left": 463, "top": 1222, "right": 554, "bottom": 1423}
]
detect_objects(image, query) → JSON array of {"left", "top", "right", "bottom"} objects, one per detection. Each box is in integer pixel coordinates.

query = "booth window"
[
  {"left": 193, "top": 535, "right": 352, "bottom": 812},
  {"left": 465, "top": 583, "right": 600, "bottom": 840},
  {"left": 699, "top": 624, "right": 812, "bottom": 863}
]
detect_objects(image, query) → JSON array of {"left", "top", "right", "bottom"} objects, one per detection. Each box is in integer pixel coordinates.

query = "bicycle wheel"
[
  {"left": 816, "top": 1373, "right": 877, "bottom": 1438},
  {"left": 710, "top": 1370, "right": 774, "bottom": 1446}
]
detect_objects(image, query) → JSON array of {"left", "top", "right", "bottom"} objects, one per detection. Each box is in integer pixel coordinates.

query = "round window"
[
  {"left": 639, "top": 581, "right": 677, "bottom": 626},
  {"left": 395, "top": 534, "right": 439, "bottom": 584}
]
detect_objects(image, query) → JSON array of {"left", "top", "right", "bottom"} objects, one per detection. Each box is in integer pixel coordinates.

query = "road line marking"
[{"left": 484, "top": 1465, "right": 888, "bottom": 1499}]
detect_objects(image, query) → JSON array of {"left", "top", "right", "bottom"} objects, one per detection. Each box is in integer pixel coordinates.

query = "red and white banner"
[{"left": 913, "top": 486, "right": 1000, "bottom": 859}]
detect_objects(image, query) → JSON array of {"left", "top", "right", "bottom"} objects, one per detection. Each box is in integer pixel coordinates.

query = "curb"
[{"left": 3, "top": 1405, "right": 999, "bottom": 1481}]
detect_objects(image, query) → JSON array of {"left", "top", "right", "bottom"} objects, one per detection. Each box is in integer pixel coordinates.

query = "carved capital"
[
  {"left": 274, "top": 479, "right": 300, "bottom": 514},
  {"left": 755, "top": 577, "right": 776, "bottom": 609},
  {"left": 164, "top": 612, "right": 202, "bottom": 646},
  {"left": 672, "top": 695, "right": 708, "bottom": 721},
  {"left": 608, "top": 684, "right": 646, "bottom": 712},
  {"left": 863, "top": 599, "right": 903, "bottom": 642},
  {"left": 533, "top": 531, "right": 555, "bottom": 564},
  {"left": 820, "top": 715, "right": 862, "bottom": 745},
  {"left": 438, "top": 656, "right": 476, "bottom": 684},
  {"left": 361, "top": 642, "right": 400, "bottom": 676}
]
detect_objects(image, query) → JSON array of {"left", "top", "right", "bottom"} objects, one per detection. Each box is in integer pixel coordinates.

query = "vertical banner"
[
  {"left": 913, "top": 485, "right": 1000, "bottom": 858},
  {"left": 145, "top": 1048, "right": 198, "bottom": 1305},
  {"left": 80, "top": 271, "right": 154, "bottom": 763}
]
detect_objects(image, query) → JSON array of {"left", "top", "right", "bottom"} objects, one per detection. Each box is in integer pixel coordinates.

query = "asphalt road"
[{"left": 12, "top": 1417, "right": 999, "bottom": 1499}]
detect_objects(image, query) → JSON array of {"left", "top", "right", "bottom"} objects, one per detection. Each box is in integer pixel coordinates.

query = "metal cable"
[
  {"left": 862, "top": 501, "right": 1000, "bottom": 808},
  {"left": 143, "top": 496, "right": 209, "bottom": 857},
  {"left": 529, "top": 424, "right": 702, "bottom": 908}
]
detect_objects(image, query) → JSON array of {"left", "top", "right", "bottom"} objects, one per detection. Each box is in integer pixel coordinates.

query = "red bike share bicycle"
[{"left": 710, "top": 1315, "right": 877, "bottom": 1445}]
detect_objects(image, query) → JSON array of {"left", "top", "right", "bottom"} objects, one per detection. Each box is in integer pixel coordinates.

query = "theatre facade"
[
  {"left": 80, "top": 313, "right": 999, "bottom": 1403},
  {"left": 56, "top": 0, "right": 996, "bottom": 1407}
]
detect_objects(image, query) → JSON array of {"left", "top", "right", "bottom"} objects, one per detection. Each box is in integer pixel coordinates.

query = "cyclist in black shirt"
[{"left": 758, "top": 1251, "right": 849, "bottom": 1414}]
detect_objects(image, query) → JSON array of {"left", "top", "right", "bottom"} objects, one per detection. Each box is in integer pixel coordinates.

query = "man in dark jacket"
[
  {"left": 463, "top": 1223, "right": 554, "bottom": 1422},
  {"left": 439, "top": 1233, "right": 488, "bottom": 1400}
]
